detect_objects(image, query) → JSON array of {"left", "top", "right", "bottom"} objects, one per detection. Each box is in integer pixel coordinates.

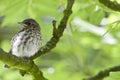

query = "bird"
[
  {"left": 10, "top": 18, "right": 42, "bottom": 58},
  {"left": 4, "top": 18, "right": 42, "bottom": 69},
  {"left": 5, "top": 18, "right": 42, "bottom": 76}
]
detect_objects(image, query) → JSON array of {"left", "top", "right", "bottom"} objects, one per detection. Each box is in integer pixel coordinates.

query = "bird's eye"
[{"left": 25, "top": 22, "right": 31, "bottom": 26}]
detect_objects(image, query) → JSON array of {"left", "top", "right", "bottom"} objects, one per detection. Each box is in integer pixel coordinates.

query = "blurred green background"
[{"left": 0, "top": 0, "right": 120, "bottom": 80}]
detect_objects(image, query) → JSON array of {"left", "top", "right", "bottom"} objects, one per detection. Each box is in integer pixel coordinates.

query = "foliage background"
[{"left": 0, "top": 0, "right": 120, "bottom": 80}]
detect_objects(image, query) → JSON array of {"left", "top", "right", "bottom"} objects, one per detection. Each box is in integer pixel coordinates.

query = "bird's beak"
[{"left": 18, "top": 22, "right": 27, "bottom": 27}]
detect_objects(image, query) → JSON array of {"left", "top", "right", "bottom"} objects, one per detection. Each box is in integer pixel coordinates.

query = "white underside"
[{"left": 11, "top": 31, "right": 41, "bottom": 57}]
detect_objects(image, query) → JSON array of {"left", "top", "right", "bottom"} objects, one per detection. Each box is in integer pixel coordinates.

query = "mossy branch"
[
  {"left": 0, "top": 49, "right": 46, "bottom": 80},
  {"left": 0, "top": 0, "right": 74, "bottom": 80}
]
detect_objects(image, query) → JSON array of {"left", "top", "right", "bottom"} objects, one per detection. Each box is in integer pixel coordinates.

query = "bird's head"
[{"left": 18, "top": 18, "right": 40, "bottom": 29}]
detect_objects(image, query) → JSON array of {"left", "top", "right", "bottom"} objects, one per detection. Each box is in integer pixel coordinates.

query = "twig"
[
  {"left": 99, "top": 0, "right": 120, "bottom": 12},
  {"left": 83, "top": 65, "right": 120, "bottom": 80}
]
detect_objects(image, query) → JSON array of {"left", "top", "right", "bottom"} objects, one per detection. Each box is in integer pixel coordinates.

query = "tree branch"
[
  {"left": 99, "top": 0, "right": 120, "bottom": 12},
  {"left": 31, "top": 0, "right": 74, "bottom": 59},
  {"left": 0, "top": 0, "right": 74, "bottom": 80},
  {"left": 0, "top": 49, "right": 46, "bottom": 80},
  {"left": 83, "top": 65, "right": 120, "bottom": 80}
]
